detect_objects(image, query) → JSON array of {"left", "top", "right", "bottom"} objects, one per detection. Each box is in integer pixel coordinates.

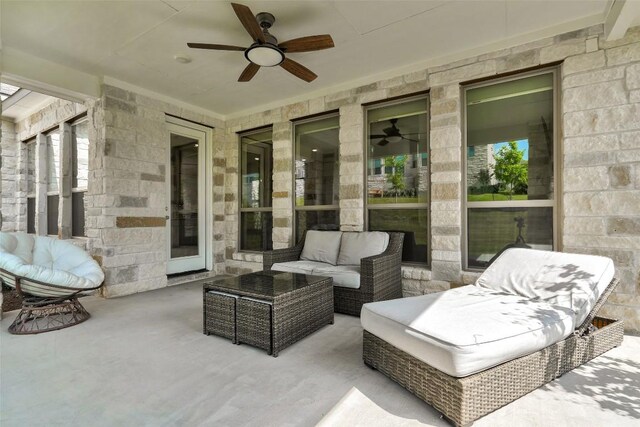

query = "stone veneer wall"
[
  {"left": 1, "top": 119, "right": 19, "bottom": 231},
  {"left": 88, "top": 85, "right": 225, "bottom": 297},
  {"left": 1, "top": 24, "right": 638, "bottom": 331},
  {"left": 4, "top": 89, "right": 225, "bottom": 298},
  {"left": 222, "top": 24, "right": 640, "bottom": 332}
]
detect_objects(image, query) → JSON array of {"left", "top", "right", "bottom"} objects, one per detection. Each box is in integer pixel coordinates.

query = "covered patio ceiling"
[{"left": 3, "top": 0, "right": 638, "bottom": 117}]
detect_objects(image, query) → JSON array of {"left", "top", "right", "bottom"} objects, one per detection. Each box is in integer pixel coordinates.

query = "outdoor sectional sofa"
[
  {"left": 361, "top": 248, "right": 623, "bottom": 426},
  {"left": 263, "top": 230, "right": 404, "bottom": 316}
]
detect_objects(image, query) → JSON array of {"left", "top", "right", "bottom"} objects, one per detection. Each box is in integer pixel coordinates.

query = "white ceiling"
[{"left": 1, "top": 1, "right": 613, "bottom": 117}]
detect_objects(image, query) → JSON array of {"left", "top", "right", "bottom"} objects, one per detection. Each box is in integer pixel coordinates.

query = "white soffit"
[{"left": 1, "top": 1, "right": 611, "bottom": 117}]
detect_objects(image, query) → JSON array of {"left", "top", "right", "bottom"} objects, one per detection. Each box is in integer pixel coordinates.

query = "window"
[
  {"left": 464, "top": 70, "right": 557, "bottom": 269},
  {"left": 71, "top": 119, "right": 89, "bottom": 236},
  {"left": 239, "top": 129, "right": 273, "bottom": 251},
  {"left": 46, "top": 130, "right": 60, "bottom": 235},
  {"left": 294, "top": 114, "right": 340, "bottom": 241},
  {"left": 26, "top": 140, "right": 36, "bottom": 234},
  {"left": 366, "top": 96, "right": 430, "bottom": 264}
]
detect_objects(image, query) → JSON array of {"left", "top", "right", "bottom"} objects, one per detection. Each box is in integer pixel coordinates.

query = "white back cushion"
[
  {"left": 300, "top": 231, "right": 343, "bottom": 265},
  {"left": 0, "top": 232, "right": 35, "bottom": 263},
  {"left": 337, "top": 232, "right": 389, "bottom": 265},
  {"left": 475, "top": 248, "right": 615, "bottom": 326},
  {"left": 0, "top": 232, "right": 18, "bottom": 254}
]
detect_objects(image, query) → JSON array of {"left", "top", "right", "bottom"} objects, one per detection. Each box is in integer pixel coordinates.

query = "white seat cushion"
[
  {"left": 271, "top": 260, "right": 332, "bottom": 275},
  {"left": 300, "top": 230, "right": 343, "bottom": 265},
  {"left": 271, "top": 261, "right": 361, "bottom": 289},
  {"left": 361, "top": 285, "right": 575, "bottom": 377},
  {"left": 337, "top": 232, "right": 389, "bottom": 266},
  {"left": 476, "top": 248, "right": 615, "bottom": 326},
  {"left": 312, "top": 264, "right": 361, "bottom": 289}
]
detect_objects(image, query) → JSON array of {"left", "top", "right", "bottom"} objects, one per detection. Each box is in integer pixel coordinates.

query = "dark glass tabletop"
[{"left": 203, "top": 271, "right": 329, "bottom": 300}]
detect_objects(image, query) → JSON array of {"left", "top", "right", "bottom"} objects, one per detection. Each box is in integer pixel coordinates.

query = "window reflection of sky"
[{"left": 493, "top": 139, "right": 529, "bottom": 160}]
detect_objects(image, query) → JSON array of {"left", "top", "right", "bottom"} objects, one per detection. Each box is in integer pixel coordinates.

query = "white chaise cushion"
[
  {"left": 361, "top": 285, "right": 575, "bottom": 377},
  {"left": 300, "top": 230, "right": 343, "bottom": 265},
  {"left": 337, "top": 232, "right": 389, "bottom": 266},
  {"left": 476, "top": 248, "right": 615, "bottom": 326}
]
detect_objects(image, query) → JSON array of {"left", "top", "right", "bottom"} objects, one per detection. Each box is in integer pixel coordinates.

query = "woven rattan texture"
[
  {"left": 263, "top": 232, "right": 404, "bottom": 317},
  {"left": 238, "top": 298, "right": 272, "bottom": 353},
  {"left": 204, "top": 274, "right": 333, "bottom": 356},
  {"left": 363, "top": 315, "right": 623, "bottom": 427},
  {"left": 203, "top": 291, "right": 237, "bottom": 342}
]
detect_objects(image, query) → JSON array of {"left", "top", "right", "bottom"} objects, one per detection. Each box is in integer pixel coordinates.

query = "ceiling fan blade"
[
  {"left": 187, "top": 43, "right": 246, "bottom": 51},
  {"left": 280, "top": 58, "right": 317, "bottom": 82},
  {"left": 369, "top": 134, "right": 388, "bottom": 139},
  {"left": 402, "top": 136, "right": 419, "bottom": 143},
  {"left": 377, "top": 139, "right": 390, "bottom": 147},
  {"left": 278, "top": 35, "right": 334, "bottom": 53},
  {"left": 238, "top": 63, "right": 260, "bottom": 82},
  {"left": 231, "top": 3, "right": 265, "bottom": 43}
]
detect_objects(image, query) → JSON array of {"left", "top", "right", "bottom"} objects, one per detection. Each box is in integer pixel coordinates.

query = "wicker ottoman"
[{"left": 203, "top": 271, "right": 334, "bottom": 356}]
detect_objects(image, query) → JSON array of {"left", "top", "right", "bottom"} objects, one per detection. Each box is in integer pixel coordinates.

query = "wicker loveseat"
[
  {"left": 0, "top": 232, "right": 104, "bottom": 334},
  {"left": 361, "top": 248, "right": 623, "bottom": 426},
  {"left": 263, "top": 230, "right": 404, "bottom": 316}
]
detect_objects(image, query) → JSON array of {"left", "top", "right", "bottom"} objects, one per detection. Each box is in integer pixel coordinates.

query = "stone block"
[
  {"left": 497, "top": 49, "right": 540, "bottom": 72},
  {"left": 432, "top": 250, "right": 461, "bottom": 262},
  {"left": 563, "top": 80, "right": 628, "bottom": 113},
  {"left": 430, "top": 127, "right": 461, "bottom": 149},
  {"left": 609, "top": 165, "right": 632, "bottom": 188},
  {"left": 431, "top": 210, "right": 461, "bottom": 227},
  {"left": 563, "top": 166, "right": 608, "bottom": 191},
  {"left": 606, "top": 42, "right": 640, "bottom": 66},
  {"left": 432, "top": 235, "right": 460, "bottom": 251},
  {"left": 431, "top": 147, "right": 460, "bottom": 164},
  {"left": 116, "top": 216, "right": 165, "bottom": 228},
  {"left": 431, "top": 171, "right": 461, "bottom": 183},
  {"left": 388, "top": 81, "right": 429, "bottom": 98},
  {"left": 430, "top": 99, "right": 459, "bottom": 116},
  {"left": 432, "top": 161, "right": 461, "bottom": 172},
  {"left": 564, "top": 191, "right": 640, "bottom": 216},
  {"left": 564, "top": 134, "right": 620, "bottom": 153},
  {"left": 432, "top": 226, "right": 461, "bottom": 236},
  {"left": 563, "top": 66, "right": 625, "bottom": 88},
  {"left": 430, "top": 61, "right": 497, "bottom": 86},
  {"left": 562, "top": 51, "right": 605, "bottom": 75},
  {"left": 539, "top": 39, "right": 585, "bottom": 63},
  {"left": 432, "top": 183, "right": 459, "bottom": 200},
  {"left": 564, "top": 104, "right": 640, "bottom": 137},
  {"left": 563, "top": 217, "right": 606, "bottom": 235},
  {"left": 607, "top": 217, "right": 640, "bottom": 235}
]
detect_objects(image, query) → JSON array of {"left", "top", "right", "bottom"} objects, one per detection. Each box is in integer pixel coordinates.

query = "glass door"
[{"left": 166, "top": 121, "right": 207, "bottom": 274}]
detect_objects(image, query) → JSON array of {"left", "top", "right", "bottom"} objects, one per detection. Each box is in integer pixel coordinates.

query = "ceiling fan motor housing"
[{"left": 256, "top": 12, "right": 275, "bottom": 29}]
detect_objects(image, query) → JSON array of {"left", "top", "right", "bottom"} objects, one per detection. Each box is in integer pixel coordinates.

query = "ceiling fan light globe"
[{"left": 245, "top": 44, "right": 284, "bottom": 67}]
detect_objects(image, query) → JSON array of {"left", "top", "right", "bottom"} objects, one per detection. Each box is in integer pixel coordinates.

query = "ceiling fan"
[
  {"left": 187, "top": 3, "right": 334, "bottom": 82},
  {"left": 370, "top": 119, "right": 420, "bottom": 146}
]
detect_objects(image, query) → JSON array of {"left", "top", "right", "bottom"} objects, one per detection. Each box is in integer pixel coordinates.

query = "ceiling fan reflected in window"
[
  {"left": 187, "top": 3, "right": 335, "bottom": 82},
  {"left": 370, "top": 118, "right": 420, "bottom": 146}
]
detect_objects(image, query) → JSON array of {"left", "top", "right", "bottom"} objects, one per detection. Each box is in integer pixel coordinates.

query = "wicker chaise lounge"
[
  {"left": 361, "top": 248, "right": 623, "bottom": 426},
  {"left": 263, "top": 230, "right": 404, "bottom": 316}
]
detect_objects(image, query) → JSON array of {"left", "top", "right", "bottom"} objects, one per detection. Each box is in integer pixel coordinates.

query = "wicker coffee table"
[{"left": 203, "top": 271, "right": 334, "bottom": 357}]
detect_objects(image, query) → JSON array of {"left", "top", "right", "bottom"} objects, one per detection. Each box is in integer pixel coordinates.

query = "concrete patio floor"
[{"left": 1, "top": 281, "right": 639, "bottom": 427}]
